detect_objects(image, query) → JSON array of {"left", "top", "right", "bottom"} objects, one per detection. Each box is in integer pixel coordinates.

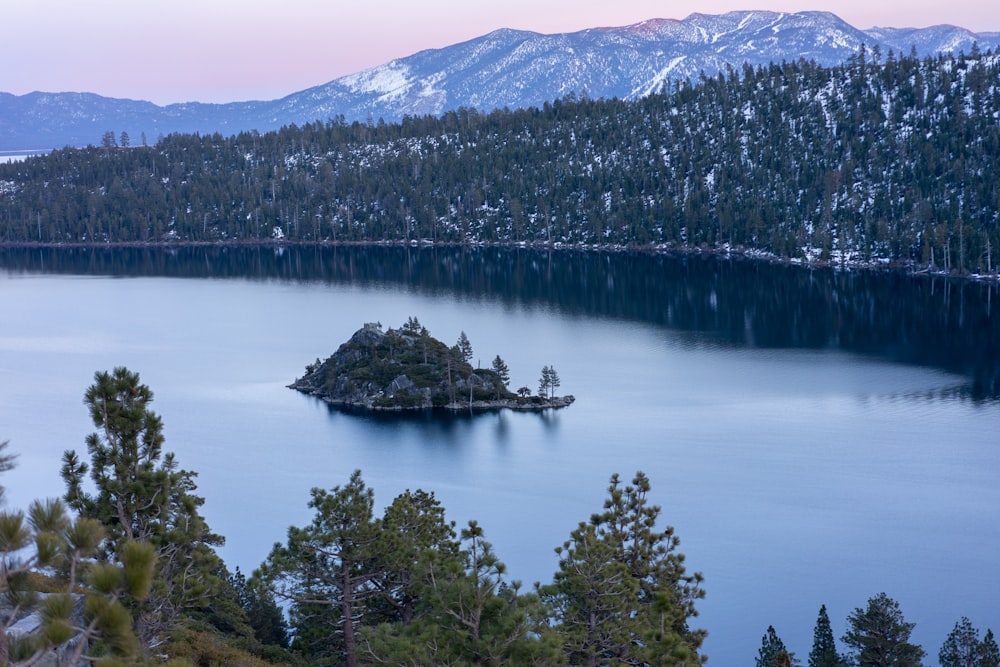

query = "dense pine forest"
[{"left": 2, "top": 47, "right": 999, "bottom": 275}]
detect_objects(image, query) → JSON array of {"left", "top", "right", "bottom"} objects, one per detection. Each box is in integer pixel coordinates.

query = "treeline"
[
  {"left": 2, "top": 368, "right": 706, "bottom": 666},
  {"left": 2, "top": 368, "right": 996, "bottom": 665},
  {"left": 1, "top": 47, "right": 999, "bottom": 274},
  {"left": 757, "top": 600, "right": 998, "bottom": 667}
]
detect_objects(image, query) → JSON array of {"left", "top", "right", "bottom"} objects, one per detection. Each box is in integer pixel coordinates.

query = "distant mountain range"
[{"left": 2, "top": 10, "right": 998, "bottom": 151}]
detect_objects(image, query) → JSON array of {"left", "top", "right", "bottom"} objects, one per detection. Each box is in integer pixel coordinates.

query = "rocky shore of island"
[{"left": 290, "top": 320, "right": 574, "bottom": 413}]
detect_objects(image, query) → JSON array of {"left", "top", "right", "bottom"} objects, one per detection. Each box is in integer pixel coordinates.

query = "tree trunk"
[{"left": 342, "top": 559, "right": 358, "bottom": 667}]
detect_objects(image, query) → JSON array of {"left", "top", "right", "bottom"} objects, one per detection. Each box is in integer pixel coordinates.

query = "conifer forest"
[{"left": 2, "top": 48, "right": 1000, "bottom": 276}]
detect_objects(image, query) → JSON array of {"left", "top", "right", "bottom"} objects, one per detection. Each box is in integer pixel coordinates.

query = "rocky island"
[{"left": 290, "top": 319, "right": 574, "bottom": 412}]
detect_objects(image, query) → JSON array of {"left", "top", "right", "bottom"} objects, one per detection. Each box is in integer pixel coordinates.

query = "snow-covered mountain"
[{"left": 3, "top": 10, "right": 998, "bottom": 151}]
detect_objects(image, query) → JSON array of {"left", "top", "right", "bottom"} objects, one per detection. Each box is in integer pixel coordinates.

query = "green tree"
[
  {"left": 810, "top": 604, "right": 847, "bottom": 667},
  {"left": 0, "top": 494, "right": 154, "bottom": 666},
  {"left": 491, "top": 355, "right": 511, "bottom": 399},
  {"left": 457, "top": 330, "right": 474, "bottom": 363},
  {"left": 758, "top": 625, "right": 800, "bottom": 667},
  {"left": 60, "top": 367, "right": 226, "bottom": 648},
  {"left": 0, "top": 440, "right": 16, "bottom": 505},
  {"left": 542, "top": 519, "right": 639, "bottom": 665},
  {"left": 981, "top": 630, "right": 999, "bottom": 667},
  {"left": 548, "top": 365, "right": 561, "bottom": 398},
  {"left": 365, "top": 519, "right": 554, "bottom": 665},
  {"left": 842, "top": 592, "right": 925, "bottom": 667},
  {"left": 231, "top": 567, "right": 289, "bottom": 648},
  {"left": 367, "top": 488, "right": 459, "bottom": 626},
  {"left": 538, "top": 365, "right": 552, "bottom": 398},
  {"left": 259, "top": 469, "right": 378, "bottom": 667},
  {"left": 541, "top": 471, "right": 705, "bottom": 666},
  {"left": 940, "top": 617, "right": 993, "bottom": 667}
]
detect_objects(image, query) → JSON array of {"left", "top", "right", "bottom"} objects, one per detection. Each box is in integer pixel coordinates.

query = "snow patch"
[{"left": 342, "top": 62, "right": 414, "bottom": 97}]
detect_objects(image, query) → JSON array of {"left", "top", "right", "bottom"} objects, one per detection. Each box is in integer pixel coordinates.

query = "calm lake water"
[{"left": 1, "top": 246, "right": 998, "bottom": 665}]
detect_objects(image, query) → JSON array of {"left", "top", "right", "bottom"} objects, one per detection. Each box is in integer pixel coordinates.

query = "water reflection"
[
  {"left": 317, "top": 398, "right": 562, "bottom": 443},
  {"left": 2, "top": 245, "right": 997, "bottom": 399}
]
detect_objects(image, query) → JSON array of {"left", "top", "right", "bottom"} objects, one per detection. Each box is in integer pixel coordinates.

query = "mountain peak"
[{"left": 3, "top": 10, "right": 1000, "bottom": 151}]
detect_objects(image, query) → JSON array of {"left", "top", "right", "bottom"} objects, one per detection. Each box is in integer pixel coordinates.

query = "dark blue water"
[{"left": 1, "top": 247, "right": 997, "bottom": 664}]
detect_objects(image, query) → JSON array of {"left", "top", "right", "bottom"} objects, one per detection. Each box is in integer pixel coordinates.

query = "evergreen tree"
[
  {"left": 758, "top": 625, "right": 800, "bottom": 667},
  {"left": 981, "top": 630, "right": 999, "bottom": 667},
  {"left": 842, "top": 592, "right": 925, "bottom": 667},
  {"left": 231, "top": 567, "right": 289, "bottom": 648},
  {"left": 0, "top": 440, "right": 15, "bottom": 506},
  {"left": 0, "top": 494, "right": 154, "bottom": 666},
  {"left": 538, "top": 365, "right": 552, "bottom": 398},
  {"left": 548, "top": 365, "right": 561, "bottom": 398},
  {"left": 60, "top": 367, "right": 225, "bottom": 649},
  {"left": 939, "top": 618, "right": 993, "bottom": 667},
  {"left": 541, "top": 471, "right": 705, "bottom": 666},
  {"left": 259, "top": 469, "right": 378, "bottom": 667},
  {"left": 457, "top": 330, "right": 474, "bottom": 363},
  {"left": 368, "top": 488, "right": 459, "bottom": 626},
  {"left": 810, "top": 604, "right": 847, "bottom": 667},
  {"left": 362, "top": 515, "right": 554, "bottom": 665},
  {"left": 491, "top": 355, "right": 511, "bottom": 399}
]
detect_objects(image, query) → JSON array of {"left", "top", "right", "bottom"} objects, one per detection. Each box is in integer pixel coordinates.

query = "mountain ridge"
[{"left": 2, "top": 10, "right": 999, "bottom": 151}]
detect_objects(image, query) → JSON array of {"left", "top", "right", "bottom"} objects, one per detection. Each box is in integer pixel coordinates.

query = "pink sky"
[{"left": 4, "top": 0, "right": 1000, "bottom": 105}]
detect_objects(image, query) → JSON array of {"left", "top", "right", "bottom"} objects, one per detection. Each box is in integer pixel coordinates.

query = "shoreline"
[
  {"left": 296, "top": 390, "right": 576, "bottom": 413},
  {"left": 1, "top": 238, "right": 997, "bottom": 283}
]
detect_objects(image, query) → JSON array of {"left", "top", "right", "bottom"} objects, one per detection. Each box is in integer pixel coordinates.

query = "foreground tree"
[
  {"left": 0, "top": 440, "right": 16, "bottom": 505},
  {"left": 367, "top": 488, "right": 460, "bottom": 626},
  {"left": 939, "top": 617, "right": 998, "bottom": 667},
  {"left": 260, "top": 469, "right": 378, "bottom": 667},
  {"left": 263, "top": 471, "right": 551, "bottom": 666},
  {"left": 809, "top": 604, "right": 847, "bottom": 667},
  {"left": 230, "top": 567, "right": 289, "bottom": 648},
  {"left": 541, "top": 471, "right": 705, "bottom": 665},
  {"left": 364, "top": 519, "right": 555, "bottom": 665},
  {"left": 0, "top": 494, "right": 155, "bottom": 666},
  {"left": 758, "top": 625, "right": 800, "bottom": 667},
  {"left": 60, "top": 367, "right": 226, "bottom": 648},
  {"left": 842, "top": 592, "right": 925, "bottom": 667},
  {"left": 982, "top": 630, "right": 1000, "bottom": 667}
]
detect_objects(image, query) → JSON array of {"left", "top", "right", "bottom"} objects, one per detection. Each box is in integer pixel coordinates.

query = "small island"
[{"left": 290, "top": 318, "right": 574, "bottom": 412}]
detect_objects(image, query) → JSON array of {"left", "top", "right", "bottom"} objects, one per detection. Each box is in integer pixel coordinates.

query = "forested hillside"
[{"left": 2, "top": 47, "right": 998, "bottom": 274}]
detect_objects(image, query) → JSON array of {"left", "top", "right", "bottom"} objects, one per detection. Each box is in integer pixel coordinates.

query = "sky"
[{"left": 4, "top": 0, "right": 1000, "bottom": 105}]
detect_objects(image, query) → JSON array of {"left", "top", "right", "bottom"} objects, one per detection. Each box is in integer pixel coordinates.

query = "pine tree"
[
  {"left": 759, "top": 625, "right": 800, "bottom": 667},
  {"left": 0, "top": 495, "right": 154, "bottom": 666},
  {"left": 259, "top": 469, "right": 378, "bottom": 667},
  {"left": 368, "top": 488, "right": 459, "bottom": 626},
  {"left": 538, "top": 365, "right": 552, "bottom": 398},
  {"left": 457, "top": 330, "right": 474, "bottom": 363},
  {"left": 491, "top": 355, "right": 511, "bottom": 399},
  {"left": 0, "top": 440, "right": 15, "bottom": 506},
  {"left": 231, "top": 567, "right": 288, "bottom": 648},
  {"left": 60, "top": 367, "right": 225, "bottom": 649},
  {"left": 810, "top": 604, "right": 847, "bottom": 667},
  {"left": 842, "top": 592, "right": 925, "bottom": 667},
  {"left": 548, "top": 365, "right": 561, "bottom": 398},
  {"left": 981, "top": 630, "right": 999, "bottom": 667},
  {"left": 362, "top": 518, "right": 554, "bottom": 665},
  {"left": 939, "top": 617, "right": 1000, "bottom": 667},
  {"left": 541, "top": 471, "right": 705, "bottom": 666}
]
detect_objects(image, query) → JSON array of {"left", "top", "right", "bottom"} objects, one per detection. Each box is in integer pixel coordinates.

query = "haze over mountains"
[{"left": 3, "top": 9, "right": 999, "bottom": 151}]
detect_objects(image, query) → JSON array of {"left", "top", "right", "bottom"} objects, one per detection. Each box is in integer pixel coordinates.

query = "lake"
[{"left": 1, "top": 246, "right": 997, "bottom": 664}]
